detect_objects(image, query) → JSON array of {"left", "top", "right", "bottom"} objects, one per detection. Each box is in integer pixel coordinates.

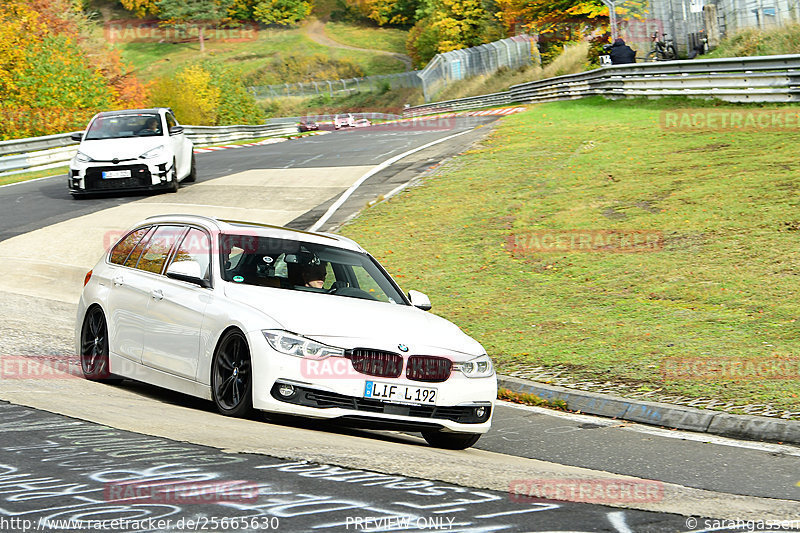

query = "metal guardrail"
[
  {"left": 404, "top": 54, "right": 800, "bottom": 116},
  {"left": 0, "top": 123, "right": 298, "bottom": 178}
]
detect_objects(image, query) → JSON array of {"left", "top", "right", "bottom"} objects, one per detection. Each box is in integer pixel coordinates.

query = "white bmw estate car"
[
  {"left": 76, "top": 215, "right": 496, "bottom": 449},
  {"left": 68, "top": 108, "right": 195, "bottom": 196}
]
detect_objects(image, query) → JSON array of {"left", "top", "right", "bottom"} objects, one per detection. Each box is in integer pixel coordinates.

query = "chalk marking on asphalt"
[
  {"left": 475, "top": 508, "right": 558, "bottom": 518},
  {"left": 608, "top": 511, "right": 633, "bottom": 533},
  {"left": 499, "top": 400, "right": 800, "bottom": 456},
  {"left": 308, "top": 128, "right": 473, "bottom": 232}
]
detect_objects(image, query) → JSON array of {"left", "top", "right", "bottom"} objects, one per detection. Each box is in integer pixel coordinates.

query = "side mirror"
[
  {"left": 168, "top": 125, "right": 184, "bottom": 135},
  {"left": 408, "top": 290, "right": 431, "bottom": 311},
  {"left": 70, "top": 132, "right": 83, "bottom": 142},
  {"left": 166, "top": 260, "right": 210, "bottom": 288}
]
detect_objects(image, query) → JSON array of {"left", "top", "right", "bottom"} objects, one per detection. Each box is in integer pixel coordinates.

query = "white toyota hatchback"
[
  {"left": 68, "top": 108, "right": 195, "bottom": 196},
  {"left": 76, "top": 215, "right": 496, "bottom": 449}
]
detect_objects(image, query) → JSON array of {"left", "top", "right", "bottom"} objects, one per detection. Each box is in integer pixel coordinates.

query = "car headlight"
[
  {"left": 139, "top": 145, "right": 165, "bottom": 159},
  {"left": 454, "top": 354, "right": 494, "bottom": 378},
  {"left": 75, "top": 151, "right": 93, "bottom": 163},
  {"left": 262, "top": 330, "right": 344, "bottom": 359}
]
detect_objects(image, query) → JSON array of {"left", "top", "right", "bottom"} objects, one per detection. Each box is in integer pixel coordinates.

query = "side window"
[
  {"left": 169, "top": 228, "right": 211, "bottom": 280},
  {"left": 124, "top": 226, "right": 156, "bottom": 268},
  {"left": 166, "top": 113, "right": 178, "bottom": 130},
  {"left": 136, "top": 226, "right": 186, "bottom": 274},
  {"left": 109, "top": 227, "right": 151, "bottom": 265}
]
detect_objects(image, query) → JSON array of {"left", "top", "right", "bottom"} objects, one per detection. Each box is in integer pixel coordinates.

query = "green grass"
[
  {"left": 260, "top": 86, "right": 424, "bottom": 117},
  {"left": 324, "top": 22, "right": 409, "bottom": 55},
  {"left": 707, "top": 22, "right": 800, "bottom": 58},
  {"left": 340, "top": 97, "right": 800, "bottom": 413},
  {"left": 0, "top": 166, "right": 68, "bottom": 187},
  {"left": 116, "top": 27, "right": 406, "bottom": 83}
]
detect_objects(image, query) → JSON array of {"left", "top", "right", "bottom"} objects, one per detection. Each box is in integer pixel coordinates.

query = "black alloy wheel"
[
  {"left": 212, "top": 329, "right": 253, "bottom": 417},
  {"left": 80, "top": 307, "right": 120, "bottom": 383}
]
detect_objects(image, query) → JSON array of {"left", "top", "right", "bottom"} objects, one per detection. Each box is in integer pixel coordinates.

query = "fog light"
[
  {"left": 475, "top": 406, "right": 486, "bottom": 418},
  {"left": 278, "top": 383, "right": 295, "bottom": 397}
]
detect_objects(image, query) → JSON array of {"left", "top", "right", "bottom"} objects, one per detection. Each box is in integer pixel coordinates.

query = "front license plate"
[
  {"left": 364, "top": 381, "right": 437, "bottom": 405},
  {"left": 101, "top": 170, "right": 131, "bottom": 179}
]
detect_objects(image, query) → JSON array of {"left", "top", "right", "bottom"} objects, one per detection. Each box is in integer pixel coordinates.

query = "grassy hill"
[
  {"left": 88, "top": 0, "right": 409, "bottom": 86},
  {"left": 340, "top": 97, "right": 800, "bottom": 415}
]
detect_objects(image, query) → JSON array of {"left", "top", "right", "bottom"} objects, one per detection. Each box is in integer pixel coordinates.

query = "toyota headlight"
[
  {"left": 139, "top": 145, "right": 165, "bottom": 159},
  {"left": 262, "top": 330, "right": 344, "bottom": 359},
  {"left": 454, "top": 354, "right": 494, "bottom": 378},
  {"left": 75, "top": 151, "right": 93, "bottom": 163}
]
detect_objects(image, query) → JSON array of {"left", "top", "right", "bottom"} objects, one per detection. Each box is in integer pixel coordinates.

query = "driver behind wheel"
[
  {"left": 301, "top": 262, "right": 327, "bottom": 288},
  {"left": 288, "top": 260, "right": 327, "bottom": 288}
]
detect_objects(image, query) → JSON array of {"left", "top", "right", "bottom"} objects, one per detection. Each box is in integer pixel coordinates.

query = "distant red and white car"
[{"left": 334, "top": 113, "right": 355, "bottom": 129}]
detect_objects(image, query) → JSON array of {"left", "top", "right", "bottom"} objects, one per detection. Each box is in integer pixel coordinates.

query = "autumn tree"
[
  {"left": 495, "top": 0, "right": 607, "bottom": 39},
  {"left": 149, "top": 62, "right": 262, "bottom": 125},
  {"left": 348, "top": 0, "right": 420, "bottom": 26},
  {"left": 156, "top": 0, "right": 234, "bottom": 52},
  {"left": 252, "top": 0, "right": 313, "bottom": 26},
  {"left": 0, "top": 0, "right": 147, "bottom": 138},
  {"left": 406, "top": 0, "right": 502, "bottom": 66},
  {"left": 120, "top": 0, "right": 161, "bottom": 17}
]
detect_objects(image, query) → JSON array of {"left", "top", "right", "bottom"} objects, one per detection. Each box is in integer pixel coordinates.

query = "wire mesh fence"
[
  {"left": 417, "top": 36, "right": 539, "bottom": 101},
  {"left": 247, "top": 35, "right": 539, "bottom": 103}
]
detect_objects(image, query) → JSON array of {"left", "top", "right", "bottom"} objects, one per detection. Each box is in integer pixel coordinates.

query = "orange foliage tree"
[{"left": 0, "top": 0, "right": 149, "bottom": 139}]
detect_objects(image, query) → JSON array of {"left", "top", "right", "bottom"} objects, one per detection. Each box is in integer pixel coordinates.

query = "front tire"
[
  {"left": 211, "top": 329, "right": 253, "bottom": 417},
  {"left": 421, "top": 430, "right": 481, "bottom": 450},
  {"left": 168, "top": 159, "right": 179, "bottom": 192},
  {"left": 184, "top": 154, "right": 197, "bottom": 183},
  {"left": 80, "top": 306, "right": 121, "bottom": 383}
]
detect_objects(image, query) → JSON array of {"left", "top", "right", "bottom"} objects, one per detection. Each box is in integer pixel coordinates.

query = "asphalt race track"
[{"left": 0, "top": 118, "right": 798, "bottom": 532}]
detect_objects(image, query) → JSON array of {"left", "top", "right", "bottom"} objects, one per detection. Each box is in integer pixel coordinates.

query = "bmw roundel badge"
[{"left": 398, "top": 344, "right": 409, "bottom": 352}]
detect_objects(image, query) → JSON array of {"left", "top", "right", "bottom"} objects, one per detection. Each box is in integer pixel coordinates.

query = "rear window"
[{"left": 109, "top": 227, "right": 151, "bottom": 265}]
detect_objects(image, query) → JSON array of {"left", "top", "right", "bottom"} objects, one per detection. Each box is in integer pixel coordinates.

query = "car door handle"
[
  {"left": 112, "top": 275, "right": 124, "bottom": 287},
  {"left": 150, "top": 289, "right": 164, "bottom": 301}
]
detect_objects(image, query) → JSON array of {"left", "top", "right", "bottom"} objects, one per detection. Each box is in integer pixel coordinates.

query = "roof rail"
[
  {"left": 217, "top": 219, "right": 337, "bottom": 240},
  {"left": 144, "top": 213, "right": 220, "bottom": 224}
]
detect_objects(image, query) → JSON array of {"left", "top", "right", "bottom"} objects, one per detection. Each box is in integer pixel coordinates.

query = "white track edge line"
[{"left": 307, "top": 128, "right": 474, "bottom": 232}]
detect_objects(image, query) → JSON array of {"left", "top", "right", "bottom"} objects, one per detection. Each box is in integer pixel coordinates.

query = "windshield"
[
  {"left": 84, "top": 113, "right": 163, "bottom": 140},
  {"left": 219, "top": 234, "right": 408, "bottom": 305}
]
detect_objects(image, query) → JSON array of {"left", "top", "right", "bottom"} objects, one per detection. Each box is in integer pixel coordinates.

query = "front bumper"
[
  {"left": 68, "top": 159, "right": 175, "bottom": 194},
  {"left": 247, "top": 332, "right": 497, "bottom": 434}
]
